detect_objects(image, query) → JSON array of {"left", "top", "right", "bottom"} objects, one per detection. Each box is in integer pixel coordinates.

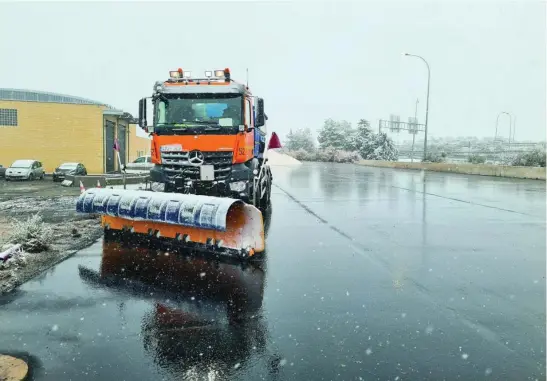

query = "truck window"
[{"left": 245, "top": 99, "right": 252, "bottom": 127}]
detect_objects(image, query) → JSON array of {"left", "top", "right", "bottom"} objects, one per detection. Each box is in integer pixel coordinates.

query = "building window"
[{"left": 0, "top": 109, "right": 17, "bottom": 126}]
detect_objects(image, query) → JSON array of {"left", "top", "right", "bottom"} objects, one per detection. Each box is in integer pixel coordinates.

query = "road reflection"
[{"left": 77, "top": 209, "right": 284, "bottom": 380}]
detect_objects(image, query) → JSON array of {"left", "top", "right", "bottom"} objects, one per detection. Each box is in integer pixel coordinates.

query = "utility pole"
[{"left": 404, "top": 53, "right": 431, "bottom": 161}]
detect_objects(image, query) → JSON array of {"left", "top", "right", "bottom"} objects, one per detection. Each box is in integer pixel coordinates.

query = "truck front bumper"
[{"left": 149, "top": 164, "right": 253, "bottom": 201}]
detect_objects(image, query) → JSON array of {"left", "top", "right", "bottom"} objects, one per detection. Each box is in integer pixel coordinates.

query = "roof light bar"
[
  {"left": 205, "top": 70, "right": 212, "bottom": 78},
  {"left": 183, "top": 71, "right": 192, "bottom": 79},
  {"left": 169, "top": 70, "right": 181, "bottom": 78}
]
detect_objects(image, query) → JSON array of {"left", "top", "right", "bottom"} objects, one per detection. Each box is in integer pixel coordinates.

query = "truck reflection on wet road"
[{"left": 78, "top": 239, "right": 284, "bottom": 380}]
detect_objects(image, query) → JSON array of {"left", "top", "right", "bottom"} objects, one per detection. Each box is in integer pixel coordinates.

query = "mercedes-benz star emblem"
[{"left": 188, "top": 150, "right": 205, "bottom": 166}]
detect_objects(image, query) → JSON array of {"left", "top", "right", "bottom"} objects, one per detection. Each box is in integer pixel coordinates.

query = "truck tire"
[{"left": 257, "top": 170, "right": 271, "bottom": 211}]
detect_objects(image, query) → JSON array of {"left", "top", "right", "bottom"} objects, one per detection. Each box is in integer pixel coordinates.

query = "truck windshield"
[{"left": 155, "top": 94, "right": 242, "bottom": 130}]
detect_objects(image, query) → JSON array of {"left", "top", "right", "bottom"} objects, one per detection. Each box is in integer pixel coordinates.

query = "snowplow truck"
[{"left": 76, "top": 68, "right": 272, "bottom": 259}]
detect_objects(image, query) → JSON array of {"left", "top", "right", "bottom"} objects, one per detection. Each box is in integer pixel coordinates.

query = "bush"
[
  {"left": 511, "top": 149, "right": 546, "bottom": 167},
  {"left": 422, "top": 152, "right": 446, "bottom": 163},
  {"left": 8, "top": 214, "right": 54, "bottom": 253},
  {"left": 286, "top": 148, "right": 361, "bottom": 163},
  {"left": 468, "top": 154, "right": 486, "bottom": 164},
  {"left": 334, "top": 150, "right": 362, "bottom": 163}
]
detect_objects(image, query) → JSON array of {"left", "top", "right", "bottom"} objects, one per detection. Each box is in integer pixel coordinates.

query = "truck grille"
[{"left": 160, "top": 150, "right": 233, "bottom": 181}]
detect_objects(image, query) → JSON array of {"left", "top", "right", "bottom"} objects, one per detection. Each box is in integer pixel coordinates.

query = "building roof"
[
  {"left": 0, "top": 88, "right": 136, "bottom": 121},
  {"left": 0, "top": 88, "right": 116, "bottom": 109}
]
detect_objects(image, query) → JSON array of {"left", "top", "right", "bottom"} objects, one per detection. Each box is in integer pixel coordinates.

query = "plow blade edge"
[{"left": 76, "top": 188, "right": 265, "bottom": 257}]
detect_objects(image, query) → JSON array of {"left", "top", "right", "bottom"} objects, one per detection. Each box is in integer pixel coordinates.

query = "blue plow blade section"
[{"left": 76, "top": 188, "right": 243, "bottom": 231}]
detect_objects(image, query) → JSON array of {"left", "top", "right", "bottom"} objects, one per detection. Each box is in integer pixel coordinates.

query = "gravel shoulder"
[{"left": 0, "top": 180, "right": 103, "bottom": 294}]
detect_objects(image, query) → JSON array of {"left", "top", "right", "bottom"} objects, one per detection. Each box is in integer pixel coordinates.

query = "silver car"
[
  {"left": 5, "top": 160, "right": 45, "bottom": 181},
  {"left": 124, "top": 155, "right": 153, "bottom": 174}
]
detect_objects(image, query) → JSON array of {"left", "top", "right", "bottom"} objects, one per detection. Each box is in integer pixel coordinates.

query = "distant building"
[{"left": 0, "top": 88, "right": 151, "bottom": 174}]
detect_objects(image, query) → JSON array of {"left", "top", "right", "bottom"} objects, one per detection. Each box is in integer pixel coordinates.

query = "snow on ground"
[{"left": 267, "top": 150, "right": 302, "bottom": 167}]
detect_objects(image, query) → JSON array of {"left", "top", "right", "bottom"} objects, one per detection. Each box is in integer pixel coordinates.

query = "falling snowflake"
[
  {"left": 425, "top": 326, "right": 434, "bottom": 335},
  {"left": 200, "top": 272, "right": 206, "bottom": 278},
  {"left": 80, "top": 317, "right": 85, "bottom": 321},
  {"left": 461, "top": 353, "right": 469, "bottom": 360},
  {"left": 365, "top": 348, "right": 372, "bottom": 355},
  {"left": 279, "top": 359, "right": 287, "bottom": 366},
  {"left": 51, "top": 324, "right": 59, "bottom": 332},
  {"left": 401, "top": 313, "right": 407, "bottom": 318},
  {"left": 485, "top": 368, "right": 492, "bottom": 376},
  {"left": 234, "top": 363, "right": 241, "bottom": 369},
  {"left": 346, "top": 291, "right": 350, "bottom": 296}
]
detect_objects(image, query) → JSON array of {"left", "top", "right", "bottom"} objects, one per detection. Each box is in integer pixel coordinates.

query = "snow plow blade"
[{"left": 76, "top": 188, "right": 265, "bottom": 258}]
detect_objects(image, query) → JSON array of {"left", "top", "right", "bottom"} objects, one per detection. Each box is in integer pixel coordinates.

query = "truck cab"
[{"left": 138, "top": 68, "right": 270, "bottom": 207}]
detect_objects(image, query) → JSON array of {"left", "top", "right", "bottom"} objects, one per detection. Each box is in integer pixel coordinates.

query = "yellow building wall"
[
  {"left": 0, "top": 101, "right": 105, "bottom": 174},
  {"left": 128, "top": 124, "right": 152, "bottom": 163}
]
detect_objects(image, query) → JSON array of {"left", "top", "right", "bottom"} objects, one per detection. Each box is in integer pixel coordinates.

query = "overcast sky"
[{"left": 0, "top": 1, "right": 544, "bottom": 141}]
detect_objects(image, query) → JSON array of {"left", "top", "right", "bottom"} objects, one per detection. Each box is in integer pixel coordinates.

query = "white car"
[
  {"left": 5, "top": 160, "right": 45, "bottom": 181},
  {"left": 124, "top": 155, "right": 153, "bottom": 174}
]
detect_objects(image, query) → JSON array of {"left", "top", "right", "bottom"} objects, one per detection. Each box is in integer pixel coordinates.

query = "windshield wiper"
[
  {"left": 157, "top": 121, "right": 221, "bottom": 127},
  {"left": 185, "top": 120, "right": 221, "bottom": 126}
]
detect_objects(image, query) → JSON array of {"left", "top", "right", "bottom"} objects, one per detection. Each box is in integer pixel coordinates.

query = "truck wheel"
[
  {"left": 258, "top": 175, "right": 271, "bottom": 211},
  {"left": 29, "top": 173, "right": 34, "bottom": 181}
]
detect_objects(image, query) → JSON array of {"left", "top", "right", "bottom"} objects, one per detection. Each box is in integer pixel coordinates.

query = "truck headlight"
[
  {"left": 229, "top": 181, "right": 247, "bottom": 192},
  {"left": 151, "top": 182, "right": 165, "bottom": 192}
]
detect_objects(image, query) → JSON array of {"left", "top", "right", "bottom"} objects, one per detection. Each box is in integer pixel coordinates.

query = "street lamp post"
[
  {"left": 404, "top": 53, "right": 431, "bottom": 161},
  {"left": 495, "top": 111, "right": 511, "bottom": 142},
  {"left": 410, "top": 98, "right": 419, "bottom": 163}
]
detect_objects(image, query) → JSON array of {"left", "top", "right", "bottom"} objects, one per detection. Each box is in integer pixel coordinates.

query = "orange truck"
[
  {"left": 139, "top": 67, "right": 271, "bottom": 206},
  {"left": 76, "top": 68, "right": 274, "bottom": 259}
]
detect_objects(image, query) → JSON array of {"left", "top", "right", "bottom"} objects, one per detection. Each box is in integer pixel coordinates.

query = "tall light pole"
[
  {"left": 411, "top": 98, "right": 419, "bottom": 163},
  {"left": 404, "top": 53, "right": 431, "bottom": 161},
  {"left": 512, "top": 116, "right": 516, "bottom": 143},
  {"left": 495, "top": 111, "right": 511, "bottom": 142}
]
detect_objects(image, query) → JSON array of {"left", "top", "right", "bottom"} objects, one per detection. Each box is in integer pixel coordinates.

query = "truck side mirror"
[
  {"left": 255, "top": 98, "right": 265, "bottom": 127},
  {"left": 138, "top": 98, "right": 147, "bottom": 129}
]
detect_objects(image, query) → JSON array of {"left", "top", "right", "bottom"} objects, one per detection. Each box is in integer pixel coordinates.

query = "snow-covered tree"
[
  {"left": 350, "top": 119, "right": 376, "bottom": 158},
  {"left": 317, "top": 119, "right": 347, "bottom": 150},
  {"left": 338, "top": 120, "right": 355, "bottom": 151},
  {"left": 285, "top": 128, "right": 316, "bottom": 152},
  {"left": 368, "top": 132, "right": 399, "bottom": 161}
]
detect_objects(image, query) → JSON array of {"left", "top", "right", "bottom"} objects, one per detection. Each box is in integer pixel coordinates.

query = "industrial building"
[{"left": 0, "top": 88, "right": 151, "bottom": 174}]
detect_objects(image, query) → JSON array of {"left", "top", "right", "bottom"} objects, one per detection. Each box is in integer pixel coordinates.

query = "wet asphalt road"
[{"left": 0, "top": 162, "right": 545, "bottom": 381}]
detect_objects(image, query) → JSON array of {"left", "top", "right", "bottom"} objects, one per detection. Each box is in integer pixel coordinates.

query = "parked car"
[
  {"left": 5, "top": 160, "right": 45, "bottom": 181},
  {"left": 0, "top": 165, "right": 6, "bottom": 178},
  {"left": 53, "top": 162, "right": 87, "bottom": 182},
  {"left": 124, "top": 155, "right": 153, "bottom": 174}
]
